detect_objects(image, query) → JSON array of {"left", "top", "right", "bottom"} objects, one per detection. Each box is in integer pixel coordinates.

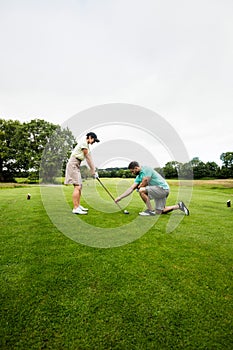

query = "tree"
[
  {"left": 0, "top": 119, "right": 23, "bottom": 181},
  {"left": 220, "top": 152, "right": 233, "bottom": 178},
  {"left": 220, "top": 152, "right": 233, "bottom": 167},
  {"left": 163, "top": 161, "right": 179, "bottom": 179},
  {"left": 189, "top": 157, "right": 206, "bottom": 179},
  {"left": 205, "top": 161, "right": 220, "bottom": 178},
  {"left": 179, "top": 163, "right": 193, "bottom": 179},
  {"left": 40, "top": 125, "right": 76, "bottom": 183},
  {"left": 24, "top": 119, "right": 58, "bottom": 176},
  {"left": 0, "top": 119, "right": 76, "bottom": 182}
]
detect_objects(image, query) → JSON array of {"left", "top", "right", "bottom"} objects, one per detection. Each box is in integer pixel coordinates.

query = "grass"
[{"left": 0, "top": 179, "right": 233, "bottom": 349}]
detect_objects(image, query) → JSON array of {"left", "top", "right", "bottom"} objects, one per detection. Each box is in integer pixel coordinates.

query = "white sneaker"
[
  {"left": 139, "top": 209, "right": 156, "bottom": 216},
  {"left": 178, "top": 201, "right": 189, "bottom": 216},
  {"left": 79, "top": 205, "right": 88, "bottom": 211},
  {"left": 72, "top": 207, "right": 88, "bottom": 215}
]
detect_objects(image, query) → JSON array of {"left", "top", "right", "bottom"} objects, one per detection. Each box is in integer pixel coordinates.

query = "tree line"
[
  {"left": 0, "top": 118, "right": 232, "bottom": 182},
  {"left": 97, "top": 154, "right": 233, "bottom": 180},
  {"left": 0, "top": 119, "right": 76, "bottom": 182}
]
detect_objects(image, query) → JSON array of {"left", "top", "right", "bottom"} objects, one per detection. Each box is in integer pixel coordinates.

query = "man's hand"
[{"left": 115, "top": 183, "right": 137, "bottom": 202}]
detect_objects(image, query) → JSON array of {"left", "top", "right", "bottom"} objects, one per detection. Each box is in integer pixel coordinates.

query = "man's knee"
[{"left": 139, "top": 187, "right": 146, "bottom": 193}]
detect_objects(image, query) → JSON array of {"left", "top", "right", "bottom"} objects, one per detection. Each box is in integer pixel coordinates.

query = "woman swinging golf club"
[
  {"left": 65, "top": 132, "right": 99, "bottom": 214},
  {"left": 115, "top": 161, "right": 189, "bottom": 216}
]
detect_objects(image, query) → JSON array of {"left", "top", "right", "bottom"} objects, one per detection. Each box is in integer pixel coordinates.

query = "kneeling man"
[{"left": 115, "top": 161, "right": 189, "bottom": 216}]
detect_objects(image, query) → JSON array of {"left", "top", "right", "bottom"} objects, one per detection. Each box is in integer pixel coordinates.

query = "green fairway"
[{"left": 0, "top": 180, "right": 233, "bottom": 349}]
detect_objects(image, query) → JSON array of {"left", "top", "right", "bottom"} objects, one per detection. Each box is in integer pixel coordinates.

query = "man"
[
  {"left": 65, "top": 132, "right": 100, "bottom": 214},
  {"left": 115, "top": 161, "right": 189, "bottom": 216}
]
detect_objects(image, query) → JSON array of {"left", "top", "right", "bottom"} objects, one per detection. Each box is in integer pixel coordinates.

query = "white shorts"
[
  {"left": 147, "top": 186, "right": 169, "bottom": 211},
  {"left": 64, "top": 156, "right": 82, "bottom": 185}
]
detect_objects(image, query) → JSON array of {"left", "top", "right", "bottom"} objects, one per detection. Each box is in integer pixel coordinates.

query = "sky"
[{"left": 0, "top": 0, "right": 232, "bottom": 168}]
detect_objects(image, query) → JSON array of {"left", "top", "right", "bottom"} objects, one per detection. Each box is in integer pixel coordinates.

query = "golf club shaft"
[{"left": 96, "top": 177, "right": 123, "bottom": 211}]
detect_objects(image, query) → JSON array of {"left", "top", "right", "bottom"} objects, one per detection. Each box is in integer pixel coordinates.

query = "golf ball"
[{"left": 124, "top": 210, "right": 129, "bottom": 214}]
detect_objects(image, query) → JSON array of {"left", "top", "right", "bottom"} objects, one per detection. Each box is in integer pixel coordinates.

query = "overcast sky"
[{"left": 0, "top": 0, "right": 232, "bottom": 167}]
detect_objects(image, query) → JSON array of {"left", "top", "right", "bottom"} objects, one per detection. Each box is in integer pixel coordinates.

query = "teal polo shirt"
[{"left": 134, "top": 166, "right": 169, "bottom": 190}]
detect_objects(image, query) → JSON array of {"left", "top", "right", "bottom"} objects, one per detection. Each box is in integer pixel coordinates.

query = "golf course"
[{"left": 1, "top": 179, "right": 232, "bottom": 349}]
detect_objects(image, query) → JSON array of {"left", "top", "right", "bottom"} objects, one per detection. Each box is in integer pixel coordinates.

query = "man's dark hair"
[{"left": 128, "top": 161, "right": 139, "bottom": 169}]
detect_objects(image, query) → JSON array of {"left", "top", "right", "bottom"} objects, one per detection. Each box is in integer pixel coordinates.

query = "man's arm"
[
  {"left": 138, "top": 176, "right": 151, "bottom": 188},
  {"left": 115, "top": 183, "right": 139, "bottom": 203}
]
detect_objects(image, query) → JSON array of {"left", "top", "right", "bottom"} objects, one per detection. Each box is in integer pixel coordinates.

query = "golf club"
[{"left": 96, "top": 177, "right": 129, "bottom": 214}]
